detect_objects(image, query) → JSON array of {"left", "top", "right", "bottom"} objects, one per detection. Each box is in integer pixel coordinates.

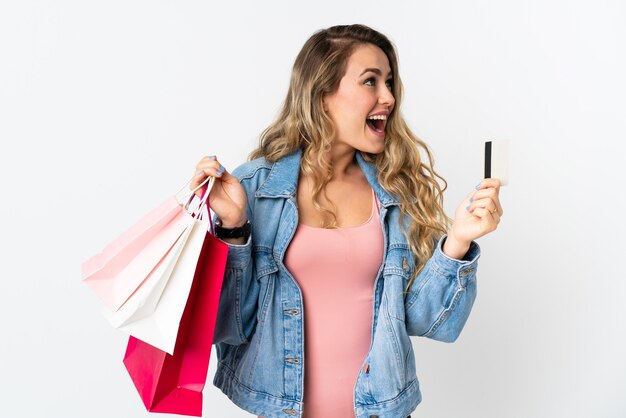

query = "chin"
[{"left": 357, "top": 143, "right": 386, "bottom": 155}]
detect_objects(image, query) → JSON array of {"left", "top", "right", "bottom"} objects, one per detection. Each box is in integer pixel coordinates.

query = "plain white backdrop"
[{"left": 1, "top": 1, "right": 625, "bottom": 417}]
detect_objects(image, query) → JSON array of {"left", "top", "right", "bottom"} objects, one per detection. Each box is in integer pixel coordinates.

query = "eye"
[
  {"left": 385, "top": 79, "right": 393, "bottom": 89},
  {"left": 364, "top": 77, "right": 376, "bottom": 87}
]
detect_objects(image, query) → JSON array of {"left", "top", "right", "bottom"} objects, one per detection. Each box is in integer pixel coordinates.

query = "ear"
[{"left": 322, "top": 98, "right": 328, "bottom": 112}]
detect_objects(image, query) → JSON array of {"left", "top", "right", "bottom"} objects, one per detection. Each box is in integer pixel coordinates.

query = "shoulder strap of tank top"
[{"left": 371, "top": 187, "right": 379, "bottom": 213}]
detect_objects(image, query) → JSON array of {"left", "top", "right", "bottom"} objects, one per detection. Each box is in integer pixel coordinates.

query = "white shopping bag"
[{"left": 102, "top": 223, "right": 193, "bottom": 327}]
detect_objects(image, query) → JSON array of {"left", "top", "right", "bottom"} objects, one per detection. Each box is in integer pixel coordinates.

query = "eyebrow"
[{"left": 359, "top": 68, "right": 393, "bottom": 77}]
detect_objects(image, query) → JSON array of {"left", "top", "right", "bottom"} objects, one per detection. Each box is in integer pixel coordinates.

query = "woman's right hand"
[{"left": 190, "top": 155, "right": 248, "bottom": 227}]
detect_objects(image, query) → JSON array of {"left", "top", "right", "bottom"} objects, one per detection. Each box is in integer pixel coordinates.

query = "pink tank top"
[{"left": 260, "top": 188, "right": 384, "bottom": 418}]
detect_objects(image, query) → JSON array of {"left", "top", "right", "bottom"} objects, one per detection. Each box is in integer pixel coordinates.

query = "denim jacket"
[{"left": 212, "top": 149, "right": 481, "bottom": 418}]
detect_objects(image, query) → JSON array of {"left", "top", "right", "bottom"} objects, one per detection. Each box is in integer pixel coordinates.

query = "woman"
[{"left": 192, "top": 24, "right": 502, "bottom": 418}]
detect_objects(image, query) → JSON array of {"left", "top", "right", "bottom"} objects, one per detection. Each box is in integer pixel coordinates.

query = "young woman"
[{"left": 192, "top": 24, "right": 502, "bottom": 418}]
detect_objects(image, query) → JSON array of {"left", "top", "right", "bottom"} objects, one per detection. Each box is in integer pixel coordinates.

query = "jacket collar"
[{"left": 255, "top": 148, "right": 400, "bottom": 207}]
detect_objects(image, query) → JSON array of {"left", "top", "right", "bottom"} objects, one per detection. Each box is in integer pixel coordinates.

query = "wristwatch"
[{"left": 215, "top": 219, "right": 251, "bottom": 240}]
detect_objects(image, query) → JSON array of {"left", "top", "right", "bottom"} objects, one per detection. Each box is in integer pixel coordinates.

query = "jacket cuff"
[
  {"left": 224, "top": 235, "right": 252, "bottom": 270},
  {"left": 431, "top": 234, "right": 481, "bottom": 288}
]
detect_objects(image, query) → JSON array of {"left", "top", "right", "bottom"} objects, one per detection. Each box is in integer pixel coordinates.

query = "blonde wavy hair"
[{"left": 249, "top": 24, "right": 452, "bottom": 293}]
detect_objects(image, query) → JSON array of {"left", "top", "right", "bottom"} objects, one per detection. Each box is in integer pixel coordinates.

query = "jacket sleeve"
[
  {"left": 404, "top": 234, "right": 481, "bottom": 342},
  {"left": 211, "top": 171, "right": 261, "bottom": 347},
  {"left": 212, "top": 234, "right": 259, "bottom": 346}
]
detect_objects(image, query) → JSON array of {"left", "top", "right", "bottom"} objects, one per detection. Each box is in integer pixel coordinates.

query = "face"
[{"left": 323, "top": 43, "right": 395, "bottom": 154}]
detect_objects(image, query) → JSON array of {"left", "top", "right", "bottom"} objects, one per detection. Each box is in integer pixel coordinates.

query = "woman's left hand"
[{"left": 448, "top": 178, "right": 504, "bottom": 247}]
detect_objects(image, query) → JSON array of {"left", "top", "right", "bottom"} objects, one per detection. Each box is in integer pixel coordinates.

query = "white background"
[{"left": 1, "top": 1, "right": 625, "bottom": 417}]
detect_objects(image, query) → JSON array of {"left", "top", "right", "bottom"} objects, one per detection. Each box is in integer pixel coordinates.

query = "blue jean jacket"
[{"left": 212, "top": 149, "right": 481, "bottom": 418}]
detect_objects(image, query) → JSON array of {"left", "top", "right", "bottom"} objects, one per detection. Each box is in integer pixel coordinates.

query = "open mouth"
[{"left": 366, "top": 114, "right": 387, "bottom": 133}]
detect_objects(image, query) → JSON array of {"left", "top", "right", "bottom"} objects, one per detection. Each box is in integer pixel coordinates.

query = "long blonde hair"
[{"left": 249, "top": 24, "right": 452, "bottom": 293}]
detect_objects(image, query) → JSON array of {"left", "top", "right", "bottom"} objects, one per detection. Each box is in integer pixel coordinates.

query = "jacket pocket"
[{"left": 362, "top": 297, "right": 416, "bottom": 402}]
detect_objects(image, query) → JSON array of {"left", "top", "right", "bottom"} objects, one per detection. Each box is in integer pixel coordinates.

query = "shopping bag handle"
[
  {"left": 175, "top": 175, "right": 216, "bottom": 235},
  {"left": 175, "top": 176, "right": 209, "bottom": 204},
  {"left": 195, "top": 177, "right": 216, "bottom": 235}
]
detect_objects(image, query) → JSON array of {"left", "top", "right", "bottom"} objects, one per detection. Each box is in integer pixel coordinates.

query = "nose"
[{"left": 379, "top": 87, "right": 395, "bottom": 110}]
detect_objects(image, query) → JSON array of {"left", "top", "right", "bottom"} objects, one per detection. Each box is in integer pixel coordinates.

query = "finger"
[
  {"left": 476, "top": 178, "right": 501, "bottom": 193},
  {"left": 470, "top": 207, "right": 499, "bottom": 230},
  {"left": 193, "top": 156, "right": 214, "bottom": 176},
  {"left": 470, "top": 207, "right": 490, "bottom": 218},
  {"left": 191, "top": 156, "right": 226, "bottom": 194},
  {"left": 191, "top": 170, "right": 223, "bottom": 197},
  {"left": 470, "top": 188, "right": 503, "bottom": 216},
  {"left": 190, "top": 171, "right": 210, "bottom": 197},
  {"left": 195, "top": 157, "right": 223, "bottom": 172},
  {"left": 191, "top": 171, "right": 225, "bottom": 199},
  {"left": 468, "top": 197, "right": 500, "bottom": 216},
  {"left": 494, "top": 196, "right": 503, "bottom": 216},
  {"left": 197, "top": 155, "right": 218, "bottom": 166},
  {"left": 190, "top": 168, "right": 205, "bottom": 191},
  {"left": 195, "top": 160, "right": 227, "bottom": 179}
]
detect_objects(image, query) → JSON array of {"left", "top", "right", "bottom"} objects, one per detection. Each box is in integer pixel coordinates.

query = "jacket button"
[
  {"left": 282, "top": 410, "right": 297, "bottom": 416},
  {"left": 460, "top": 267, "right": 475, "bottom": 276},
  {"left": 369, "top": 415, "right": 379, "bottom": 418},
  {"left": 286, "top": 358, "right": 300, "bottom": 364},
  {"left": 285, "top": 309, "right": 300, "bottom": 315},
  {"left": 363, "top": 363, "right": 370, "bottom": 373},
  {"left": 402, "top": 257, "right": 410, "bottom": 271}
]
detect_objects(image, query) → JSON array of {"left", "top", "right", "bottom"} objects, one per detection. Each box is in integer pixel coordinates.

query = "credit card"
[{"left": 484, "top": 140, "right": 510, "bottom": 186}]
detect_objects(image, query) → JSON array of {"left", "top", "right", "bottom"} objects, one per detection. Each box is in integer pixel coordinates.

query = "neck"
[{"left": 323, "top": 143, "right": 359, "bottom": 181}]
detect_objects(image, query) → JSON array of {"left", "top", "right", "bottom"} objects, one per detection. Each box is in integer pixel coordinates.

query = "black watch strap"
[{"left": 215, "top": 220, "right": 251, "bottom": 239}]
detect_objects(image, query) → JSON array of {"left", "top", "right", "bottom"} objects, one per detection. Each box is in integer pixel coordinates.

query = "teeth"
[{"left": 367, "top": 114, "right": 387, "bottom": 120}]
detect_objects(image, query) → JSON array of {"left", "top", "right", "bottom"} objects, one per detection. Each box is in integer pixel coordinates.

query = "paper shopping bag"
[
  {"left": 82, "top": 177, "right": 211, "bottom": 311},
  {"left": 123, "top": 231, "right": 228, "bottom": 416},
  {"left": 103, "top": 213, "right": 208, "bottom": 354},
  {"left": 101, "top": 222, "right": 193, "bottom": 328}
]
